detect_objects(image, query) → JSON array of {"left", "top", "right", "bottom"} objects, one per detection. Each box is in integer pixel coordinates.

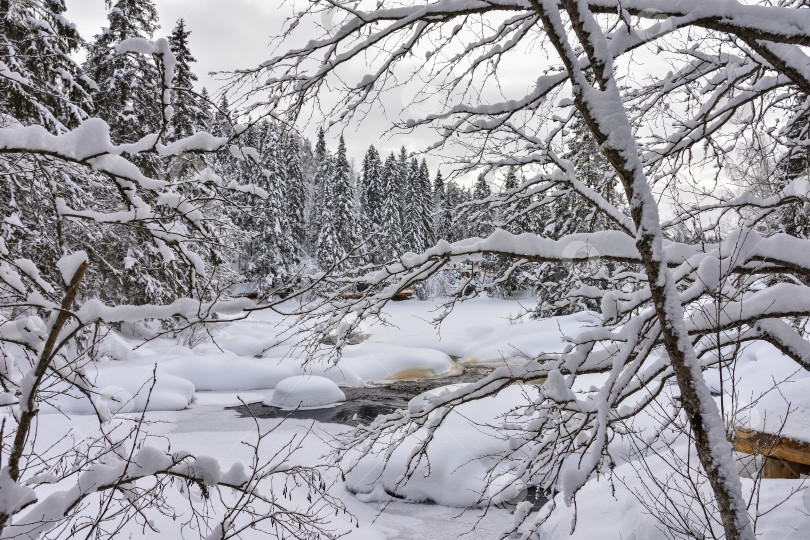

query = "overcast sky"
[{"left": 64, "top": 0, "right": 441, "bottom": 172}]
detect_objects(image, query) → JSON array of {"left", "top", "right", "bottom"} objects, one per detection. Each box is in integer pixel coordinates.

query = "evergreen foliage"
[
  {"left": 307, "top": 127, "right": 329, "bottom": 251},
  {"left": 243, "top": 122, "right": 301, "bottom": 292},
  {"left": 471, "top": 172, "right": 494, "bottom": 239},
  {"left": 84, "top": 0, "right": 161, "bottom": 147},
  {"left": 493, "top": 166, "right": 535, "bottom": 296},
  {"left": 166, "top": 19, "right": 207, "bottom": 141},
  {"left": 0, "top": 0, "right": 92, "bottom": 132},
  {"left": 359, "top": 145, "right": 385, "bottom": 261},
  {"left": 317, "top": 136, "right": 359, "bottom": 269},
  {"left": 433, "top": 170, "right": 452, "bottom": 242},
  {"left": 534, "top": 112, "right": 620, "bottom": 317},
  {"left": 773, "top": 105, "right": 810, "bottom": 239},
  {"left": 410, "top": 159, "right": 435, "bottom": 252},
  {"left": 379, "top": 152, "right": 404, "bottom": 259},
  {"left": 445, "top": 180, "right": 471, "bottom": 242},
  {"left": 283, "top": 132, "right": 308, "bottom": 251}
]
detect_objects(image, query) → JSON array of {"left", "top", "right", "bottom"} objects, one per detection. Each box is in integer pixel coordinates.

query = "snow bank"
[
  {"left": 264, "top": 376, "right": 346, "bottom": 410},
  {"left": 45, "top": 365, "right": 194, "bottom": 414},
  {"left": 343, "top": 384, "right": 539, "bottom": 507},
  {"left": 536, "top": 457, "right": 810, "bottom": 539},
  {"left": 340, "top": 343, "right": 456, "bottom": 382},
  {"left": 460, "top": 311, "right": 598, "bottom": 365},
  {"left": 156, "top": 354, "right": 298, "bottom": 392}
]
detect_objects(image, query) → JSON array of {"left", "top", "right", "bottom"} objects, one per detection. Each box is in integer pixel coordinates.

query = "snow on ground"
[
  {"left": 46, "top": 297, "right": 573, "bottom": 415},
  {"left": 264, "top": 375, "right": 346, "bottom": 409},
  {"left": 344, "top": 384, "right": 541, "bottom": 508},
  {"left": 536, "top": 457, "right": 810, "bottom": 540},
  {"left": 39, "top": 297, "right": 810, "bottom": 538}
]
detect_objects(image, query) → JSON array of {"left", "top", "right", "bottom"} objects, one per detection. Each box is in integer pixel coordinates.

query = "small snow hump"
[{"left": 264, "top": 376, "right": 346, "bottom": 410}]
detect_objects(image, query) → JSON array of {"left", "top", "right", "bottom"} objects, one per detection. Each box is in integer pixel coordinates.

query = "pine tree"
[
  {"left": 434, "top": 170, "right": 452, "bottom": 242},
  {"left": 380, "top": 152, "right": 403, "bottom": 259},
  {"left": 0, "top": 0, "right": 92, "bottom": 131},
  {"left": 317, "top": 135, "right": 359, "bottom": 268},
  {"left": 84, "top": 0, "right": 161, "bottom": 148},
  {"left": 167, "top": 19, "right": 206, "bottom": 141},
  {"left": 534, "top": 111, "right": 619, "bottom": 316}
]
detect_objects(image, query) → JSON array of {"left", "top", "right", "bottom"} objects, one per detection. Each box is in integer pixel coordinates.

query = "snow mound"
[
  {"left": 343, "top": 384, "right": 540, "bottom": 507},
  {"left": 157, "top": 355, "right": 297, "bottom": 391},
  {"left": 264, "top": 376, "right": 346, "bottom": 410},
  {"left": 44, "top": 365, "right": 195, "bottom": 414},
  {"left": 341, "top": 344, "right": 455, "bottom": 382}
]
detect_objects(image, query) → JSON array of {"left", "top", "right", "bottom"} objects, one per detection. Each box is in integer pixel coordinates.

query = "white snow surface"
[
  {"left": 55, "top": 250, "right": 87, "bottom": 285},
  {"left": 264, "top": 375, "right": 346, "bottom": 410},
  {"left": 36, "top": 297, "right": 810, "bottom": 538},
  {"left": 343, "top": 384, "right": 541, "bottom": 508},
  {"left": 43, "top": 297, "right": 545, "bottom": 415}
]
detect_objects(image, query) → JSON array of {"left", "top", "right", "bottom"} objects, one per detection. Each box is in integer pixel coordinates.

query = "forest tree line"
[{"left": 3, "top": 0, "right": 808, "bottom": 313}]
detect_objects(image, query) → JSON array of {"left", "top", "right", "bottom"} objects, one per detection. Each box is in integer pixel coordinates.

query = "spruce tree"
[
  {"left": 211, "top": 93, "right": 233, "bottom": 137},
  {"left": 403, "top": 157, "right": 421, "bottom": 252},
  {"left": 308, "top": 127, "right": 329, "bottom": 251},
  {"left": 471, "top": 172, "right": 494, "bottom": 239},
  {"left": 494, "top": 166, "right": 534, "bottom": 296},
  {"left": 0, "top": 0, "right": 92, "bottom": 131},
  {"left": 360, "top": 145, "right": 383, "bottom": 229},
  {"left": 283, "top": 132, "right": 307, "bottom": 250},
  {"left": 445, "top": 180, "right": 471, "bottom": 242},
  {"left": 380, "top": 152, "right": 404, "bottom": 259},
  {"left": 164, "top": 19, "right": 210, "bottom": 181},
  {"left": 244, "top": 122, "right": 300, "bottom": 292},
  {"left": 84, "top": 0, "right": 161, "bottom": 149},
  {"left": 317, "top": 136, "right": 359, "bottom": 269},
  {"left": 359, "top": 145, "right": 385, "bottom": 261},
  {"left": 167, "top": 19, "right": 206, "bottom": 141},
  {"left": 413, "top": 159, "right": 435, "bottom": 251},
  {"left": 534, "top": 111, "right": 619, "bottom": 316},
  {"left": 773, "top": 106, "right": 810, "bottom": 239},
  {"left": 396, "top": 146, "right": 410, "bottom": 235},
  {"left": 434, "top": 170, "right": 452, "bottom": 242},
  {"left": 198, "top": 87, "right": 213, "bottom": 130},
  {"left": 501, "top": 166, "right": 533, "bottom": 234}
]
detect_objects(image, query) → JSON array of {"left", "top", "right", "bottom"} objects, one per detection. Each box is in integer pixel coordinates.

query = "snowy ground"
[{"left": 40, "top": 297, "right": 810, "bottom": 538}]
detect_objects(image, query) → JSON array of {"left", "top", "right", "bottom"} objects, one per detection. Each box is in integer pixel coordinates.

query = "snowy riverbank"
[{"left": 40, "top": 297, "right": 810, "bottom": 538}]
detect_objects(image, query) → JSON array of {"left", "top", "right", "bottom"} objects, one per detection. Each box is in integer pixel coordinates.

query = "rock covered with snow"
[{"left": 264, "top": 376, "right": 346, "bottom": 410}]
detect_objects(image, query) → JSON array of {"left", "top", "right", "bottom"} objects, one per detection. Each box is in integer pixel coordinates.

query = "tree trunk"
[{"left": 529, "top": 1, "right": 753, "bottom": 537}]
